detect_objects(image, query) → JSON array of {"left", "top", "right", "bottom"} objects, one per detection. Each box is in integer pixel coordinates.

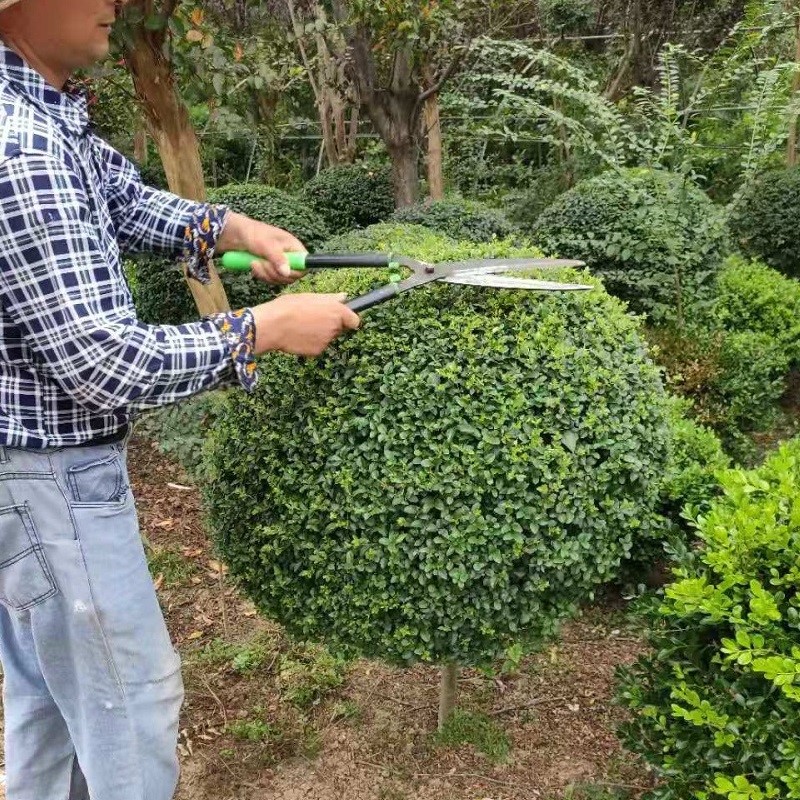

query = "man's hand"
[
  {"left": 252, "top": 294, "right": 361, "bottom": 357},
  {"left": 217, "top": 211, "right": 306, "bottom": 286}
]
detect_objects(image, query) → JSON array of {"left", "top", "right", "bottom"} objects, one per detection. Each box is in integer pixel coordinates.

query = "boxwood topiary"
[
  {"left": 714, "top": 255, "right": 800, "bottom": 364},
  {"left": 729, "top": 167, "right": 800, "bottom": 277},
  {"left": 390, "top": 197, "right": 520, "bottom": 243},
  {"left": 202, "top": 224, "right": 671, "bottom": 674},
  {"left": 532, "top": 168, "right": 728, "bottom": 321},
  {"left": 618, "top": 440, "right": 800, "bottom": 799},
  {"left": 301, "top": 165, "right": 396, "bottom": 234},
  {"left": 208, "top": 184, "right": 330, "bottom": 251}
]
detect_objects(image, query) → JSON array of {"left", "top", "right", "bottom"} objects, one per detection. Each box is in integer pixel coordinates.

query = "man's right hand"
[{"left": 252, "top": 294, "right": 361, "bottom": 357}]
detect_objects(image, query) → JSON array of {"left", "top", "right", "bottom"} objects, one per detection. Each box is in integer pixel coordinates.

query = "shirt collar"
[{"left": 0, "top": 40, "right": 89, "bottom": 137}]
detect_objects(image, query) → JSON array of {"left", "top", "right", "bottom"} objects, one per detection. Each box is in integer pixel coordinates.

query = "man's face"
[{"left": 10, "top": 0, "right": 122, "bottom": 71}]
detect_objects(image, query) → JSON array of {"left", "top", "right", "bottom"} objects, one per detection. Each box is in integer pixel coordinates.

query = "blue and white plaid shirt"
[{"left": 0, "top": 43, "right": 255, "bottom": 449}]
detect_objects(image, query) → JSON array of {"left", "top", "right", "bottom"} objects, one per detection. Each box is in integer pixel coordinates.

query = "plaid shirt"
[{"left": 0, "top": 43, "right": 256, "bottom": 449}]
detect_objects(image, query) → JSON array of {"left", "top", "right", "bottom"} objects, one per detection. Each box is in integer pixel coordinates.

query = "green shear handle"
[{"left": 220, "top": 251, "right": 393, "bottom": 272}]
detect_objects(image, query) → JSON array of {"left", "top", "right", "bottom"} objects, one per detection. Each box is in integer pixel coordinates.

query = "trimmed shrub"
[
  {"left": 532, "top": 168, "right": 729, "bottom": 321},
  {"left": 729, "top": 167, "right": 800, "bottom": 277},
  {"left": 301, "top": 165, "right": 396, "bottom": 234},
  {"left": 618, "top": 440, "right": 800, "bottom": 799},
  {"left": 202, "top": 224, "right": 671, "bottom": 668},
  {"left": 390, "top": 197, "right": 520, "bottom": 243},
  {"left": 714, "top": 256, "right": 800, "bottom": 363},
  {"left": 208, "top": 184, "right": 330, "bottom": 251}
]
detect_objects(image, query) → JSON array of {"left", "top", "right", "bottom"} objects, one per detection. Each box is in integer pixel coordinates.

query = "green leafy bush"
[
  {"left": 208, "top": 184, "right": 330, "bottom": 251},
  {"left": 532, "top": 168, "right": 728, "bottom": 321},
  {"left": 729, "top": 167, "right": 800, "bottom": 277},
  {"left": 506, "top": 166, "right": 574, "bottom": 232},
  {"left": 714, "top": 256, "right": 800, "bottom": 363},
  {"left": 301, "top": 165, "right": 396, "bottom": 234},
  {"left": 202, "top": 224, "right": 671, "bottom": 668},
  {"left": 659, "top": 395, "right": 729, "bottom": 526},
  {"left": 390, "top": 197, "right": 519, "bottom": 243},
  {"left": 650, "top": 325, "right": 790, "bottom": 464},
  {"left": 618, "top": 440, "right": 800, "bottom": 799}
]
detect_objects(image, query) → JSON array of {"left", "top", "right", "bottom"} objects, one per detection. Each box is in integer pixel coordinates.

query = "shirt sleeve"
[
  {"left": 93, "top": 134, "right": 215, "bottom": 259},
  {"left": 0, "top": 150, "right": 258, "bottom": 412}
]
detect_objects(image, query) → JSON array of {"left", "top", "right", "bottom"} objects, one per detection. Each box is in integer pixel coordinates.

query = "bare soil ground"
[{"left": 0, "top": 436, "right": 656, "bottom": 800}]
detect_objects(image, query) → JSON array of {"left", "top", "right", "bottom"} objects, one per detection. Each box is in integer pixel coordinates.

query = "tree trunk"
[
  {"left": 423, "top": 88, "right": 445, "bottom": 201},
  {"left": 438, "top": 663, "right": 459, "bottom": 731},
  {"left": 124, "top": 14, "right": 230, "bottom": 316},
  {"left": 788, "top": 8, "right": 800, "bottom": 167},
  {"left": 133, "top": 125, "right": 148, "bottom": 165},
  {"left": 388, "top": 136, "right": 420, "bottom": 208}
]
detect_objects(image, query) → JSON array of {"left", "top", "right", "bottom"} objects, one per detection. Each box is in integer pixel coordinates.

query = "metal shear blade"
[{"left": 443, "top": 273, "right": 593, "bottom": 291}]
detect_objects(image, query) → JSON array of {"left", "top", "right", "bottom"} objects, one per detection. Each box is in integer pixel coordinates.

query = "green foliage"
[
  {"left": 134, "top": 391, "right": 224, "bottom": 479},
  {"left": 277, "top": 643, "right": 347, "bottom": 708},
  {"left": 202, "top": 224, "right": 671, "bottom": 668},
  {"left": 660, "top": 395, "right": 730, "bottom": 527},
  {"left": 506, "top": 166, "right": 575, "bottom": 231},
  {"left": 537, "top": 0, "right": 595, "bottom": 37},
  {"left": 533, "top": 168, "right": 729, "bottom": 321},
  {"left": 390, "top": 197, "right": 519, "bottom": 243},
  {"left": 714, "top": 256, "right": 800, "bottom": 363},
  {"left": 730, "top": 169, "right": 800, "bottom": 277},
  {"left": 617, "top": 440, "right": 800, "bottom": 799},
  {"left": 208, "top": 184, "right": 330, "bottom": 251},
  {"left": 650, "top": 325, "right": 789, "bottom": 455},
  {"left": 301, "top": 165, "right": 396, "bottom": 234},
  {"left": 434, "top": 709, "right": 511, "bottom": 762}
]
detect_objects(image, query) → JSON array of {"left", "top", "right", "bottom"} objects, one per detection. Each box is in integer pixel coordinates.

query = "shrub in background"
[
  {"left": 729, "top": 167, "right": 800, "bottom": 277},
  {"left": 390, "top": 197, "right": 520, "bottom": 243},
  {"left": 202, "top": 223, "right": 671, "bottom": 722},
  {"left": 532, "top": 168, "right": 728, "bottom": 321},
  {"left": 208, "top": 184, "right": 330, "bottom": 251},
  {"left": 618, "top": 440, "right": 800, "bottom": 799},
  {"left": 714, "top": 255, "right": 800, "bottom": 363},
  {"left": 301, "top": 165, "right": 396, "bottom": 234}
]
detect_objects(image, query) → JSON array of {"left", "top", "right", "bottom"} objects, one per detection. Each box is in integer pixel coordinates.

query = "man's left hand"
[{"left": 218, "top": 212, "right": 307, "bottom": 286}]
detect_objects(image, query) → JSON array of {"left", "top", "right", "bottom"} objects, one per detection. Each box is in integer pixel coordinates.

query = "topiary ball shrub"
[
  {"left": 208, "top": 184, "right": 330, "bottom": 251},
  {"left": 618, "top": 440, "right": 800, "bottom": 799},
  {"left": 390, "top": 197, "right": 520, "bottom": 243},
  {"left": 532, "top": 168, "right": 728, "bottom": 321},
  {"left": 729, "top": 167, "right": 800, "bottom": 277},
  {"left": 202, "top": 224, "right": 671, "bottom": 668},
  {"left": 714, "top": 255, "right": 800, "bottom": 364},
  {"left": 301, "top": 165, "right": 396, "bottom": 234}
]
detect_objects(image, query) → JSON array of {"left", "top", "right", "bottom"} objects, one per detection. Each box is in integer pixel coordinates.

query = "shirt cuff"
[
  {"left": 182, "top": 203, "right": 229, "bottom": 284},
  {"left": 208, "top": 308, "right": 258, "bottom": 392}
]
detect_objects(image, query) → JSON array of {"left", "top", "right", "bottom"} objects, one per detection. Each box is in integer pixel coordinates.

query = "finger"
[{"left": 343, "top": 309, "right": 361, "bottom": 330}]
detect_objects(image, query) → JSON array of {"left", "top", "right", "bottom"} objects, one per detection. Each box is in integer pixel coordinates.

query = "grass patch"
[
  {"left": 278, "top": 642, "right": 347, "bottom": 708},
  {"left": 193, "top": 631, "right": 277, "bottom": 674},
  {"left": 434, "top": 709, "right": 511, "bottom": 763},
  {"left": 146, "top": 547, "right": 194, "bottom": 586}
]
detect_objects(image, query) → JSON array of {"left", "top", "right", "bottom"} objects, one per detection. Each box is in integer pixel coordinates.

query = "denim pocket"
[
  {"left": 0, "top": 503, "right": 57, "bottom": 611},
  {"left": 66, "top": 453, "right": 127, "bottom": 506}
]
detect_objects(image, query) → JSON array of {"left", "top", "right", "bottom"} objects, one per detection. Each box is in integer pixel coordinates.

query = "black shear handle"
[
  {"left": 346, "top": 283, "right": 400, "bottom": 312},
  {"left": 305, "top": 253, "right": 392, "bottom": 269}
]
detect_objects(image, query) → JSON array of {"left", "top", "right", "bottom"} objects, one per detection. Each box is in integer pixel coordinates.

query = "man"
[{"left": 0, "top": 1, "right": 361, "bottom": 798}]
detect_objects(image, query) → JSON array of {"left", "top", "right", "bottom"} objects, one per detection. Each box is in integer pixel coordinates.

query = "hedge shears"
[{"left": 220, "top": 251, "right": 593, "bottom": 312}]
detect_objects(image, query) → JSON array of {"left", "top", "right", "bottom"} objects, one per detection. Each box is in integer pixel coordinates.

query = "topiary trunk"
[{"left": 438, "top": 663, "right": 459, "bottom": 731}]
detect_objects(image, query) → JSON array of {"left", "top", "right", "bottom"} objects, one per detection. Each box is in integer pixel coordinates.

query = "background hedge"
[
  {"left": 532, "top": 168, "right": 728, "bottom": 321},
  {"left": 729, "top": 167, "right": 800, "bottom": 277}
]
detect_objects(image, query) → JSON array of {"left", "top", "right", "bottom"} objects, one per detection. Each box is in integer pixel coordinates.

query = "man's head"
[{"left": 0, "top": 0, "right": 122, "bottom": 88}]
